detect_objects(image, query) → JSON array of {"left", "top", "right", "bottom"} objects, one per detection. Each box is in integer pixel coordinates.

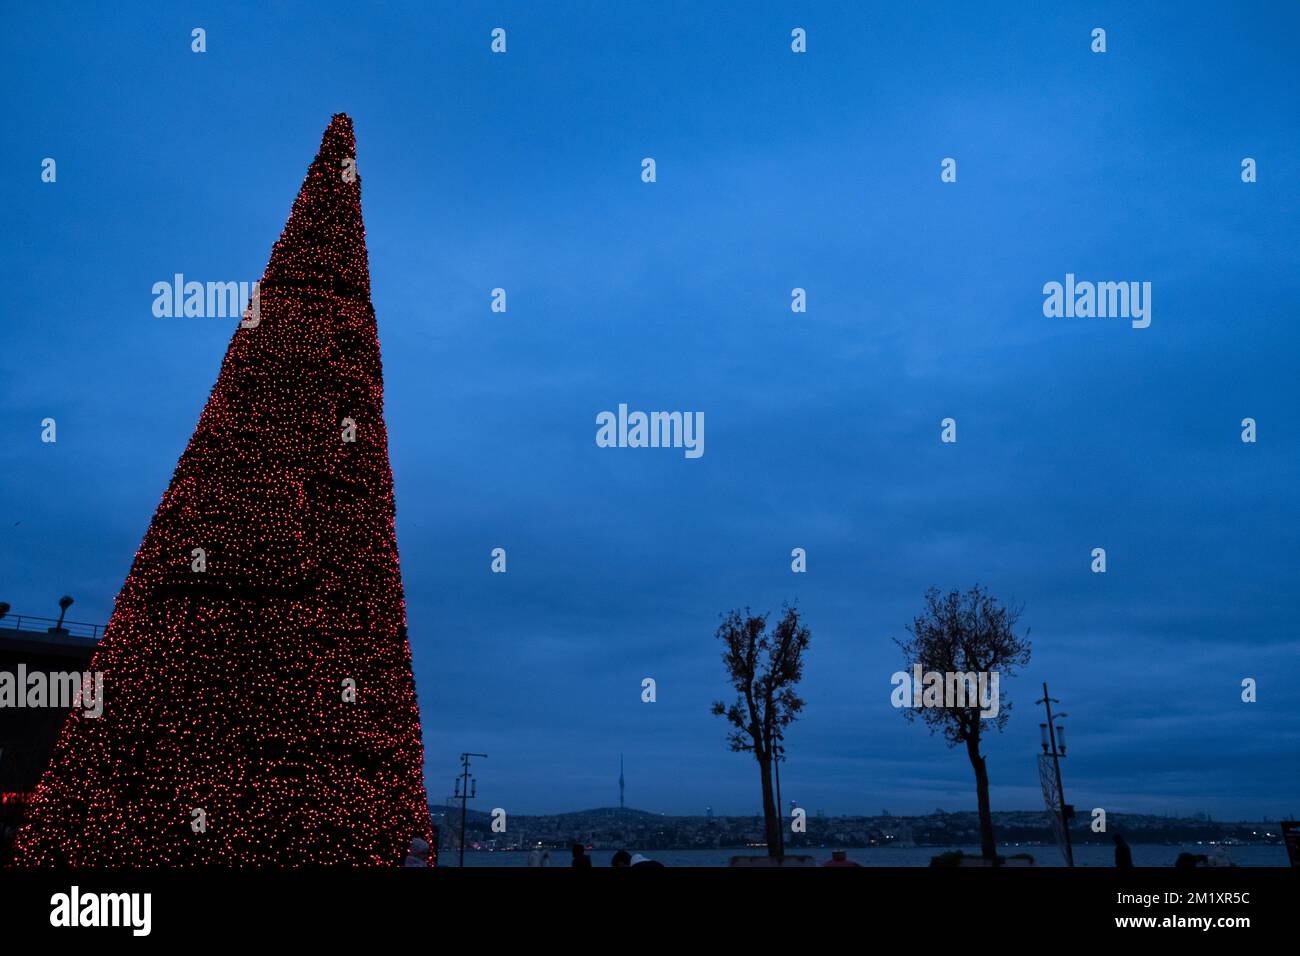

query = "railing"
[{"left": 0, "top": 614, "right": 105, "bottom": 640}]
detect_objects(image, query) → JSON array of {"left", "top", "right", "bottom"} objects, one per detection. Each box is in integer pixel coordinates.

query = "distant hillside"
[
  {"left": 570, "top": 807, "right": 659, "bottom": 819},
  {"left": 433, "top": 805, "right": 657, "bottom": 825},
  {"left": 429, "top": 804, "right": 1287, "bottom": 851}
]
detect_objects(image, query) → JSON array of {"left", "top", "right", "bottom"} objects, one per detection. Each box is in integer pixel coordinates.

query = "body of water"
[{"left": 451, "top": 844, "right": 1290, "bottom": 868}]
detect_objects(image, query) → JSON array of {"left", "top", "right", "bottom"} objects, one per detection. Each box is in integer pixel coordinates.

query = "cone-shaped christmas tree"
[{"left": 15, "top": 115, "right": 434, "bottom": 866}]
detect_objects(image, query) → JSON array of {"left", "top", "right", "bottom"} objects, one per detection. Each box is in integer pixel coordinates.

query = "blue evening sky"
[{"left": 2, "top": 1, "right": 1297, "bottom": 820}]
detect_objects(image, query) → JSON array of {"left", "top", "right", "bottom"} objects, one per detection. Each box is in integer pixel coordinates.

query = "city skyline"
[{"left": 3, "top": 1, "right": 1297, "bottom": 822}]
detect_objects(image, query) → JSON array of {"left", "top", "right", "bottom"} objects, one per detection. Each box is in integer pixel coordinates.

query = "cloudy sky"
[{"left": 2, "top": 1, "right": 1297, "bottom": 820}]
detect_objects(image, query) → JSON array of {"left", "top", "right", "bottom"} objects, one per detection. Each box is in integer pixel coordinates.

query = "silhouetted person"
[
  {"left": 823, "top": 849, "right": 862, "bottom": 867},
  {"left": 1113, "top": 833, "right": 1134, "bottom": 868},
  {"left": 611, "top": 849, "right": 632, "bottom": 868},
  {"left": 402, "top": 837, "right": 430, "bottom": 867},
  {"left": 571, "top": 843, "right": 592, "bottom": 868},
  {"left": 629, "top": 852, "right": 663, "bottom": 868},
  {"left": 1174, "top": 852, "right": 1209, "bottom": 868}
]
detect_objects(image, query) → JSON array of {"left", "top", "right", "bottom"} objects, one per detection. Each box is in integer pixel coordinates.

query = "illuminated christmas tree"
[{"left": 15, "top": 114, "right": 435, "bottom": 866}]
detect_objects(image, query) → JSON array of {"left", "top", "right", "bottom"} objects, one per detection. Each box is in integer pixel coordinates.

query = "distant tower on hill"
[{"left": 619, "top": 754, "right": 625, "bottom": 810}]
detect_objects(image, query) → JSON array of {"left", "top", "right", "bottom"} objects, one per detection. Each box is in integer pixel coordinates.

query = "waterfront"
[{"left": 454, "top": 843, "right": 1290, "bottom": 867}]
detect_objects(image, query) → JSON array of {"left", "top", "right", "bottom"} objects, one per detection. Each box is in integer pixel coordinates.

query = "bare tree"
[
  {"left": 896, "top": 586, "right": 1030, "bottom": 861},
  {"left": 711, "top": 604, "right": 810, "bottom": 858}
]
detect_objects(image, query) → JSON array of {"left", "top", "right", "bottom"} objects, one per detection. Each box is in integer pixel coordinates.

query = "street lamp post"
[
  {"left": 1036, "top": 683, "right": 1074, "bottom": 867},
  {"left": 52, "top": 595, "right": 74, "bottom": 635},
  {"left": 456, "top": 752, "right": 486, "bottom": 867}
]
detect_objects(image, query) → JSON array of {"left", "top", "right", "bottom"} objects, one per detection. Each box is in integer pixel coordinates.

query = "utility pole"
[
  {"left": 456, "top": 752, "right": 486, "bottom": 867},
  {"left": 1036, "top": 683, "right": 1073, "bottom": 867}
]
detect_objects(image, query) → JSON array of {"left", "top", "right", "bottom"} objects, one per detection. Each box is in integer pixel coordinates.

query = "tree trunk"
[
  {"left": 966, "top": 736, "right": 997, "bottom": 861},
  {"left": 757, "top": 750, "right": 781, "bottom": 857}
]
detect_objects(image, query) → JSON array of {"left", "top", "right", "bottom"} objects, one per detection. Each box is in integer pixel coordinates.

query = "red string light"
[{"left": 14, "top": 114, "right": 435, "bottom": 866}]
